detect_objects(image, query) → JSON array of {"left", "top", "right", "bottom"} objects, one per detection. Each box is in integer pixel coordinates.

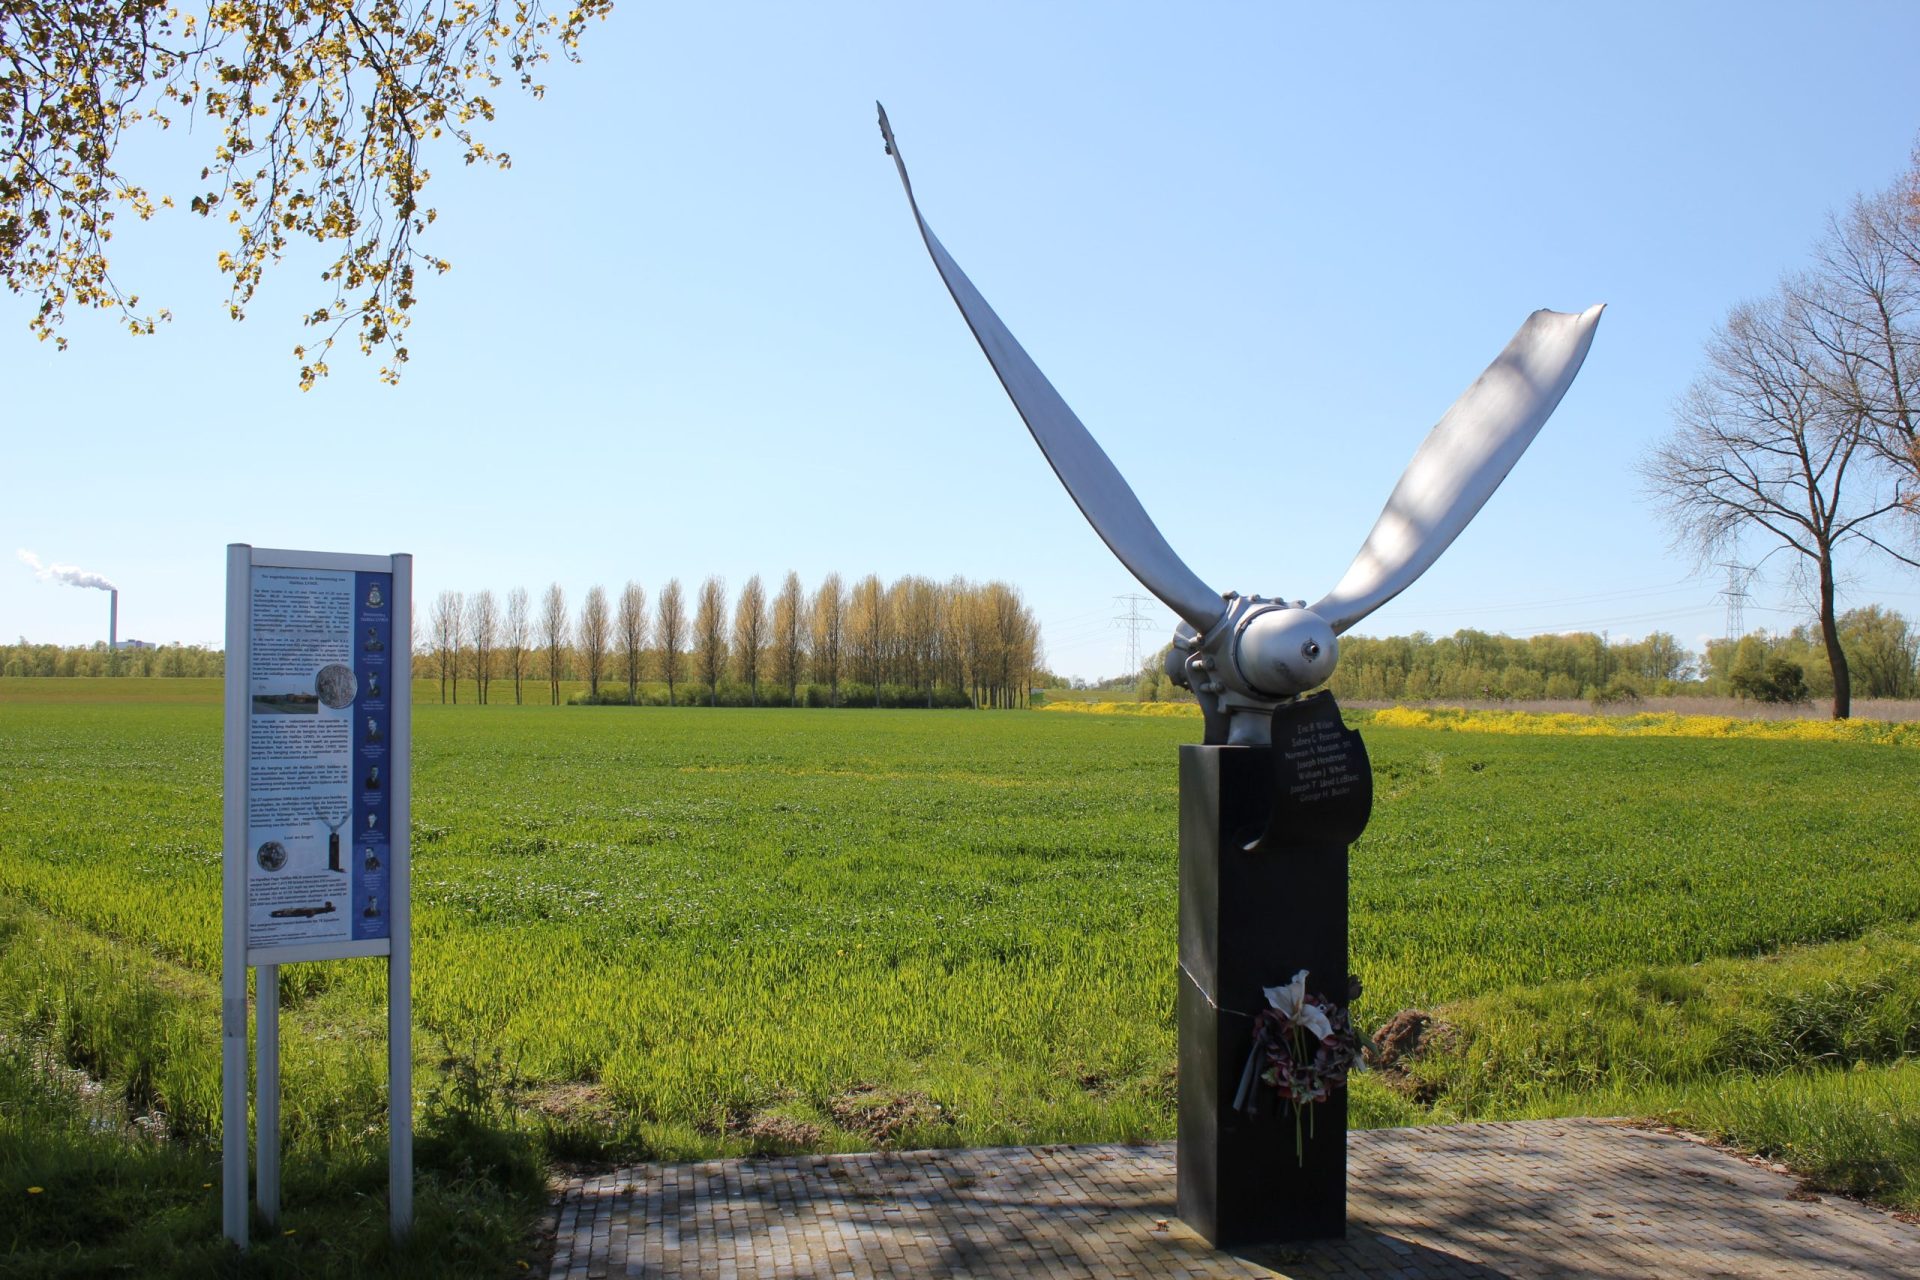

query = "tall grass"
[
  {"left": 1384, "top": 925, "right": 1920, "bottom": 1112},
  {"left": 0, "top": 901, "right": 549, "bottom": 1277},
  {"left": 1670, "top": 1063, "right": 1920, "bottom": 1211}
]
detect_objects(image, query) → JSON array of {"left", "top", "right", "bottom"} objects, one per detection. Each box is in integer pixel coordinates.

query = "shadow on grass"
[{"left": 1, "top": 1037, "right": 552, "bottom": 1280}]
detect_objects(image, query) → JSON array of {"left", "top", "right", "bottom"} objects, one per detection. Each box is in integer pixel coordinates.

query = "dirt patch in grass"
[
  {"left": 1366, "top": 1008, "right": 1454, "bottom": 1104},
  {"left": 740, "top": 1113, "right": 824, "bottom": 1151},
  {"left": 828, "top": 1084, "right": 947, "bottom": 1146},
  {"left": 528, "top": 1081, "right": 617, "bottom": 1128}
]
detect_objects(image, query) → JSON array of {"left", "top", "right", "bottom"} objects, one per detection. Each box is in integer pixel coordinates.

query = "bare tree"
[
  {"left": 732, "top": 574, "right": 768, "bottom": 706},
  {"left": 429, "top": 590, "right": 455, "bottom": 704},
  {"left": 884, "top": 577, "right": 910, "bottom": 693},
  {"left": 770, "top": 570, "right": 807, "bottom": 704},
  {"left": 468, "top": 588, "right": 498, "bottom": 705},
  {"left": 940, "top": 574, "right": 974, "bottom": 700},
  {"left": 578, "top": 586, "right": 610, "bottom": 700},
  {"left": 962, "top": 581, "right": 994, "bottom": 707},
  {"left": 810, "top": 572, "right": 845, "bottom": 706},
  {"left": 1799, "top": 180, "right": 1920, "bottom": 507},
  {"left": 848, "top": 574, "right": 888, "bottom": 706},
  {"left": 898, "top": 575, "right": 942, "bottom": 707},
  {"left": 615, "top": 581, "right": 649, "bottom": 705},
  {"left": 1642, "top": 288, "right": 1917, "bottom": 718},
  {"left": 656, "top": 578, "right": 687, "bottom": 706},
  {"left": 504, "top": 587, "right": 531, "bottom": 705},
  {"left": 540, "top": 583, "right": 569, "bottom": 706},
  {"left": 694, "top": 577, "right": 728, "bottom": 706},
  {"left": 996, "top": 584, "right": 1041, "bottom": 709},
  {"left": 430, "top": 589, "right": 464, "bottom": 704}
]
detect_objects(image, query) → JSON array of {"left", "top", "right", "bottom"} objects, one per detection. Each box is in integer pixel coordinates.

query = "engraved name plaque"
[{"left": 1258, "top": 692, "right": 1373, "bottom": 851}]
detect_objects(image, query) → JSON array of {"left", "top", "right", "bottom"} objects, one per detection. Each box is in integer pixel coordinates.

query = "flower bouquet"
[{"left": 1231, "top": 969, "right": 1366, "bottom": 1164}]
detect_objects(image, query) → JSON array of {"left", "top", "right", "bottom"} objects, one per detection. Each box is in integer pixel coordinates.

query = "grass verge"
[
  {"left": 0, "top": 899, "right": 550, "bottom": 1278},
  {"left": 1366, "top": 923, "right": 1920, "bottom": 1212},
  {"left": 1658, "top": 1062, "right": 1920, "bottom": 1211}
]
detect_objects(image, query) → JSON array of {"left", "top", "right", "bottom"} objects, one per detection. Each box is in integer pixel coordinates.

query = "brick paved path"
[{"left": 546, "top": 1119, "right": 1919, "bottom": 1278}]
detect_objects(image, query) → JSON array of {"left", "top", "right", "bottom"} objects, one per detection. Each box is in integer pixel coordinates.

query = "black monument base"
[{"left": 1176, "top": 741, "right": 1350, "bottom": 1247}]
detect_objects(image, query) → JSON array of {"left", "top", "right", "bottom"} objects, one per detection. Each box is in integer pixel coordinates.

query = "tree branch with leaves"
[{"left": 2, "top": 0, "right": 611, "bottom": 385}]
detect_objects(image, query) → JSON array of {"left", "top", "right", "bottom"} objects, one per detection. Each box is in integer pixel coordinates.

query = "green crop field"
[{"left": 3, "top": 676, "right": 1918, "bottom": 1274}]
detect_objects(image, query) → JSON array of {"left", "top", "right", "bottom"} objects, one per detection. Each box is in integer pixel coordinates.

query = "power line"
[
  {"left": 1718, "top": 561, "right": 1755, "bottom": 641},
  {"left": 1503, "top": 604, "right": 1711, "bottom": 636},
  {"left": 1041, "top": 606, "right": 1117, "bottom": 627},
  {"left": 1386, "top": 579, "right": 1700, "bottom": 620},
  {"left": 1113, "top": 593, "right": 1153, "bottom": 674}
]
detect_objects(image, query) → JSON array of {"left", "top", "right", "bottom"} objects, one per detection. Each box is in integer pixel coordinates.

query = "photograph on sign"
[{"left": 245, "top": 567, "right": 394, "bottom": 951}]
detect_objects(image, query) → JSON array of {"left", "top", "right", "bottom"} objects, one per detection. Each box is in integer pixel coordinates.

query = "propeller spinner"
[{"left": 879, "top": 105, "right": 1602, "bottom": 744}]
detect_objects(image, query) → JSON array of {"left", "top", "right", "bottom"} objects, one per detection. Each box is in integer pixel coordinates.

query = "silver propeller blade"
[
  {"left": 1310, "top": 305, "right": 1604, "bottom": 634},
  {"left": 878, "top": 104, "right": 1226, "bottom": 634}
]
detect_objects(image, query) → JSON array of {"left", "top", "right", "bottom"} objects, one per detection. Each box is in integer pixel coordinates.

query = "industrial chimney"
[{"left": 18, "top": 553, "right": 120, "bottom": 649}]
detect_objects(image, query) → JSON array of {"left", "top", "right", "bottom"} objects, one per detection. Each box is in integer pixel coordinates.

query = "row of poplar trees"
[{"left": 425, "top": 573, "right": 1043, "bottom": 709}]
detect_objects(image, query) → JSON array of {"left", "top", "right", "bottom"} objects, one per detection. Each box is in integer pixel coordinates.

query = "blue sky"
[{"left": 6, "top": 2, "right": 1920, "bottom": 679}]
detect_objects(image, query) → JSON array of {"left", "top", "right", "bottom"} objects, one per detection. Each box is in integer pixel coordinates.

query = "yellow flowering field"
[
  {"left": 1367, "top": 705, "right": 1920, "bottom": 746},
  {"left": 1037, "top": 700, "right": 1200, "bottom": 718},
  {"left": 1042, "top": 697, "right": 1918, "bottom": 746}
]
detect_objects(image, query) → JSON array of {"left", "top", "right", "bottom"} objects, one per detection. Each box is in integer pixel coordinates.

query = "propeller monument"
[{"left": 877, "top": 104, "right": 1602, "bottom": 1247}]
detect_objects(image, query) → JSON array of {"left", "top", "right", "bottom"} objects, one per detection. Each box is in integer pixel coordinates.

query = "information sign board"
[
  {"left": 222, "top": 545, "right": 412, "bottom": 1247},
  {"left": 243, "top": 565, "right": 394, "bottom": 955}
]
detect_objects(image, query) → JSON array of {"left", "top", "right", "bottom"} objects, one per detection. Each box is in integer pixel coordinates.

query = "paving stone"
[{"left": 544, "top": 1119, "right": 1919, "bottom": 1278}]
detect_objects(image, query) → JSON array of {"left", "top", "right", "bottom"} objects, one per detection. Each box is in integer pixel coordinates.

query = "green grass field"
[{"left": 2, "top": 676, "right": 1917, "bottom": 1273}]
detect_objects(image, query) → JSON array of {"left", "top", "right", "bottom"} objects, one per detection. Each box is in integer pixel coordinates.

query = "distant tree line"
[
  {"left": 1700, "top": 606, "right": 1919, "bottom": 705},
  {"left": 1127, "top": 607, "right": 1919, "bottom": 706},
  {"left": 16, "top": 600, "right": 1911, "bottom": 713},
  {"left": 1, "top": 640, "right": 224, "bottom": 678},
  {"left": 416, "top": 573, "right": 1045, "bottom": 709},
  {"left": 1329, "top": 630, "right": 1693, "bottom": 704}
]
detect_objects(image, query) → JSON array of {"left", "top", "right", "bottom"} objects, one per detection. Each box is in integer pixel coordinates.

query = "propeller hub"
[{"left": 1233, "top": 604, "right": 1339, "bottom": 698}]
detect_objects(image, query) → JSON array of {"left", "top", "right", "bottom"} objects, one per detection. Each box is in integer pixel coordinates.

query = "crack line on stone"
[{"left": 1178, "top": 960, "right": 1254, "bottom": 1019}]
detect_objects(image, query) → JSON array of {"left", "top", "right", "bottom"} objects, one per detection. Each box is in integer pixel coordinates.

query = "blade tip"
[{"left": 1532, "top": 303, "right": 1605, "bottom": 327}]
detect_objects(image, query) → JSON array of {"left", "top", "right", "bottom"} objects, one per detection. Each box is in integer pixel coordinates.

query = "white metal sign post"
[{"left": 222, "top": 544, "right": 413, "bottom": 1246}]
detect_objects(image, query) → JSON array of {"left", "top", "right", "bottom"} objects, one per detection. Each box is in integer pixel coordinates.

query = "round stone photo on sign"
[{"left": 315, "top": 663, "right": 358, "bottom": 709}]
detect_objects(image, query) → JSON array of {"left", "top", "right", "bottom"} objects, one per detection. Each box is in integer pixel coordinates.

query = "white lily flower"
[
  {"left": 1264, "top": 969, "right": 1335, "bottom": 1040},
  {"left": 1263, "top": 969, "right": 1309, "bottom": 1020}
]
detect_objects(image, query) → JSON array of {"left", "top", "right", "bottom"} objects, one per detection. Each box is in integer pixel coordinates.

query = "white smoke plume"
[{"left": 17, "top": 549, "right": 116, "bottom": 592}]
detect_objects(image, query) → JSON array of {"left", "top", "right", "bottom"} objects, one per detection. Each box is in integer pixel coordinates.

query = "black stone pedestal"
[{"left": 1176, "top": 742, "right": 1350, "bottom": 1247}]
